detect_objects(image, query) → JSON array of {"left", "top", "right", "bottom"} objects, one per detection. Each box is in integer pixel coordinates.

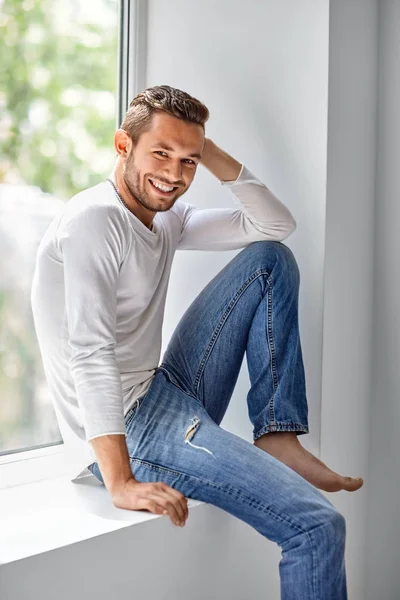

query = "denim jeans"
[{"left": 88, "top": 240, "right": 347, "bottom": 599}]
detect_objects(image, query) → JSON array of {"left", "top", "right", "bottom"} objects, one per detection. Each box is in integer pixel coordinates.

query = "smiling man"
[
  {"left": 112, "top": 110, "right": 205, "bottom": 227},
  {"left": 31, "top": 85, "right": 363, "bottom": 599}
]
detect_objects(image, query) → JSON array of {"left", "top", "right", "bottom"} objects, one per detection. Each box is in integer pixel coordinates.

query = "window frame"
[{"left": 0, "top": 0, "right": 148, "bottom": 491}]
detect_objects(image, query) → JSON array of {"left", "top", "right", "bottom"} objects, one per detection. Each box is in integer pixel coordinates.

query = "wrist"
[
  {"left": 200, "top": 139, "right": 242, "bottom": 182},
  {"left": 201, "top": 137, "right": 215, "bottom": 162},
  {"left": 109, "top": 474, "right": 137, "bottom": 498}
]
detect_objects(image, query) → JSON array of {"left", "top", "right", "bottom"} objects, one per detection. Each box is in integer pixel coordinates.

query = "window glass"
[{"left": 0, "top": 0, "right": 120, "bottom": 454}]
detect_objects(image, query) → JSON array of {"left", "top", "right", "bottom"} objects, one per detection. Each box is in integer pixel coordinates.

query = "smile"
[{"left": 149, "top": 179, "right": 177, "bottom": 194}]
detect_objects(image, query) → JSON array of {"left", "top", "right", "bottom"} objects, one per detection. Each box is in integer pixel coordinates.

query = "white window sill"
[{"left": 0, "top": 472, "right": 203, "bottom": 565}]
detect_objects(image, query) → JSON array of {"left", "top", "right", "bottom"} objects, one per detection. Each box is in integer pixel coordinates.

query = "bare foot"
[{"left": 253, "top": 432, "right": 364, "bottom": 493}]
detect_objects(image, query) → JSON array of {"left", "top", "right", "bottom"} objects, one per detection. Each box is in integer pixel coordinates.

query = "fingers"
[
  {"left": 159, "top": 483, "right": 189, "bottom": 520},
  {"left": 142, "top": 499, "right": 165, "bottom": 516},
  {"left": 127, "top": 480, "right": 189, "bottom": 526},
  {"left": 147, "top": 492, "right": 187, "bottom": 526}
]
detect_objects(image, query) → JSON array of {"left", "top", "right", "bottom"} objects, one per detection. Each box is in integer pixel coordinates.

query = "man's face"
[{"left": 122, "top": 111, "right": 205, "bottom": 214}]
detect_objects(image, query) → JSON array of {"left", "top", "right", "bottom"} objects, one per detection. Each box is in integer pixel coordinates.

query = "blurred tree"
[
  {"left": 0, "top": 0, "right": 119, "bottom": 198},
  {"left": 0, "top": 0, "right": 120, "bottom": 453}
]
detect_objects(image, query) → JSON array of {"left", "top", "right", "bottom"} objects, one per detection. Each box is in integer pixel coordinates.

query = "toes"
[{"left": 342, "top": 476, "right": 364, "bottom": 491}]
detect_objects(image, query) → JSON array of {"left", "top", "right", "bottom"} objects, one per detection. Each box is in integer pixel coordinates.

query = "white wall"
[
  {"left": 0, "top": 501, "right": 276, "bottom": 600},
  {"left": 149, "top": 0, "right": 329, "bottom": 461},
  {"left": 365, "top": 1, "right": 400, "bottom": 598},
  {"left": 322, "top": 1, "right": 379, "bottom": 597},
  {"left": 147, "top": 1, "right": 329, "bottom": 596}
]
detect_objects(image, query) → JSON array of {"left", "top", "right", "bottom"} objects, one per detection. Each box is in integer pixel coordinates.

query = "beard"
[{"left": 122, "top": 149, "right": 184, "bottom": 213}]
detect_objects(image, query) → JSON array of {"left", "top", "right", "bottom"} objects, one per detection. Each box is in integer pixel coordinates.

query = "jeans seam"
[
  {"left": 156, "top": 366, "right": 203, "bottom": 406},
  {"left": 280, "top": 526, "right": 319, "bottom": 599},
  {"left": 266, "top": 275, "right": 278, "bottom": 423},
  {"left": 125, "top": 395, "right": 145, "bottom": 429},
  {"left": 128, "top": 457, "right": 306, "bottom": 535},
  {"left": 307, "top": 521, "right": 336, "bottom": 599},
  {"left": 125, "top": 407, "right": 136, "bottom": 429},
  {"left": 193, "top": 269, "right": 271, "bottom": 399},
  {"left": 254, "top": 422, "right": 309, "bottom": 440}
]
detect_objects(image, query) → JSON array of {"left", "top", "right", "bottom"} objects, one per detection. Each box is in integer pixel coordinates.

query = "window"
[{"left": 0, "top": 0, "right": 121, "bottom": 463}]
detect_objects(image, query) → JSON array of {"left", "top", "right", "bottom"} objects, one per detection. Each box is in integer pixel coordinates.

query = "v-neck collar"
[{"left": 106, "top": 178, "right": 160, "bottom": 238}]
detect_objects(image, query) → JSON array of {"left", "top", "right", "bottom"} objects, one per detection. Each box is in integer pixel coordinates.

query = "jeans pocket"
[{"left": 125, "top": 394, "right": 146, "bottom": 429}]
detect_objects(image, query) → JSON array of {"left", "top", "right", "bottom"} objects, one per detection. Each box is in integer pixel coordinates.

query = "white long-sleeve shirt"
[{"left": 31, "top": 164, "right": 296, "bottom": 481}]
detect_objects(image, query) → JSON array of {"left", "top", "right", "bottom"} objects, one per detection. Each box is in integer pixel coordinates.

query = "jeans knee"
[
  {"left": 325, "top": 509, "right": 347, "bottom": 546},
  {"left": 334, "top": 510, "right": 346, "bottom": 539},
  {"left": 276, "top": 242, "right": 300, "bottom": 277},
  {"left": 243, "top": 240, "right": 300, "bottom": 287},
  {"left": 262, "top": 241, "right": 300, "bottom": 283}
]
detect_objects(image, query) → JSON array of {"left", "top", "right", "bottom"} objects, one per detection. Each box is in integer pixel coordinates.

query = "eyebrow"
[{"left": 152, "top": 143, "right": 202, "bottom": 160}]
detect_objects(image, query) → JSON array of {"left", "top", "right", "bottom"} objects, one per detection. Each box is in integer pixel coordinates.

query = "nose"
[{"left": 164, "top": 160, "right": 183, "bottom": 185}]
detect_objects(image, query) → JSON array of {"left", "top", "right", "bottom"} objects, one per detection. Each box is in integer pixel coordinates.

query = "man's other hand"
[{"left": 111, "top": 478, "right": 189, "bottom": 527}]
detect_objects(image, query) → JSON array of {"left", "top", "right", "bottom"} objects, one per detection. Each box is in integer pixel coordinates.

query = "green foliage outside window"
[{"left": 0, "top": 0, "right": 119, "bottom": 453}]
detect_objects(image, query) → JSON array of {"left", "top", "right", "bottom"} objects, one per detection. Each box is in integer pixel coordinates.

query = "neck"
[{"left": 109, "top": 162, "right": 155, "bottom": 231}]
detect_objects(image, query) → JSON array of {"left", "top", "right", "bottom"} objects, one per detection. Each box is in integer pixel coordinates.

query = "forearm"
[
  {"left": 200, "top": 138, "right": 242, "bottom": 183},
  {"left": 90, "top": 434, "right": 135, "bottom": 495}
]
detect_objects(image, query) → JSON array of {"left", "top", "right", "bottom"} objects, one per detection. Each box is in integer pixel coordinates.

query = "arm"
[
  {"left": 59, "top": 204, "right": 128, "bottom": 442},
  {"left": 200, "top": 138, "right": 242, "bottom": 182},
  {"left": 90, "top": 434, "right": 134, "bottom": 494},
  {"left": 59, "top": 203, "right": 133, "bottom": 492},
  {"left": 176, "top": 139, "right": 297, "bottom": 251},
  {"left": 91, "top": 433, "right": 188, "bottom": 527},
  {"left": 59, "top": 203, "right": 188, "bottom": 523}
]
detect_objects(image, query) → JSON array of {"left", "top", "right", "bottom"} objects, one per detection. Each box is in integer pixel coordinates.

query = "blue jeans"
[{"left": 88, "top": 241, "right": 347, "bottom": 599}]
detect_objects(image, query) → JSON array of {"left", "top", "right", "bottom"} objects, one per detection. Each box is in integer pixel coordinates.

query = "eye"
[{"left": 154, "top": 151, "right": 195, "bottom": 165}]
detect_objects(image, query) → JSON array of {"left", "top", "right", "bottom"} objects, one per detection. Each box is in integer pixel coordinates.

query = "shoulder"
[
  {"left": 169, "top": 198, "right": 196, "bottom": 224},
  {"left": 59, "top": 182, "right": 128, "bottom": 235},
  {"left": 56, "top": 182, "right": 130, "bottom": 256}
]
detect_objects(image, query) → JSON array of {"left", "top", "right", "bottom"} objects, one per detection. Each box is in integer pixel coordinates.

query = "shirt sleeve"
[
  {"left": 57, "top": 203, "right": 129, "bottom": 441},
  {"left": 176, "top": 164, "right": 297, "bottom": 251}
]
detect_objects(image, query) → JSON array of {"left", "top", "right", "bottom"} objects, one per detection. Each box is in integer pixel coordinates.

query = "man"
[{"left": 31, "top": 85, "right": 363, "bottom": 598}]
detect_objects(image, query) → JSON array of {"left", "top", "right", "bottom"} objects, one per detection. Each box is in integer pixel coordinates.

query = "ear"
[{"left": 114, "top": 129, "right": 132, "bottom": 158}]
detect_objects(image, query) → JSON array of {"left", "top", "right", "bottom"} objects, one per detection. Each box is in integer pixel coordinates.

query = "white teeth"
[{"left": 150, "top": 179, "right": 174, "bottom": 193}]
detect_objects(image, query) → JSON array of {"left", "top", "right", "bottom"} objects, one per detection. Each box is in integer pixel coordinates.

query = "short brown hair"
[{"left": 120, "top": 85, "right": 210, "bottom": 142}]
